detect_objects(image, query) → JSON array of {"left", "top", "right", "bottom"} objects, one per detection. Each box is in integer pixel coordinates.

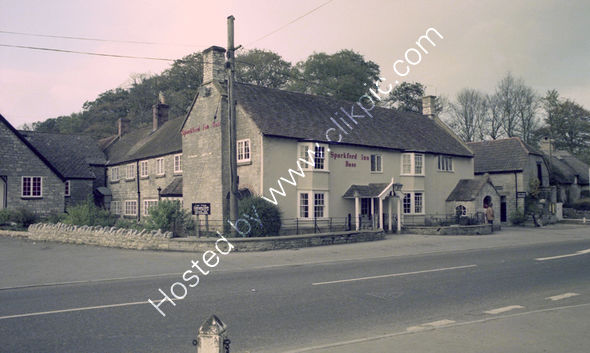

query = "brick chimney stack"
[
  {"left": 152, "top": 93, "right": 169, "bottom": 132},
  {"left": 422, "top": 96, "right": 436, "bottom": 118},
  {"left": 118, "top": 118, "right": 130, "bottom": 138},
  {"left": 539, "top": 136, "right": 554, "bottom": 154},
  {"left": 202, "top": 46, "right": 226, "bottom": 84}
]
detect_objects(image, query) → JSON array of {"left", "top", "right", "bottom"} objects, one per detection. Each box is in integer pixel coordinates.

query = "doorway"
[
  {"left": 0, "top": 176, "right": 6, "bottom": 209},
  {"left": 500, "top": 196, "right": 507, "bottom": 222}
]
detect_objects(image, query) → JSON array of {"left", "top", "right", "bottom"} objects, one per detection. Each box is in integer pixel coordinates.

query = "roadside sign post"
[{"left": 192, "top": 203, "right": 211, "bottom": 238}]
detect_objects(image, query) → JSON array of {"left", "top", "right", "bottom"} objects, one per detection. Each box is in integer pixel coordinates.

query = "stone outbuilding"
[{"left": 446, "top": 175, "right": 500, "bottom": 223}]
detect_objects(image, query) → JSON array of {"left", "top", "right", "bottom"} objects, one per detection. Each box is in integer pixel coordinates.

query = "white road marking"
[
  {"left": 546, "top": 292, "right": 580, "bottom": 301},
  {"left": 311, "top": 264, "right": 477, "bottom": 286},
  {"left": 287, "top": 302, "right": 590, "bottom": 353},
  {"left": 423, "top": 319, "right": 456, "bottom": 327},
  {"left": 0, "top": 298, "right": 183, "bottom": 321},
  {"left": 406, "top": 326, "right": 426, "bottom": 332},
  {"left": 535, "top": 248, "right": 590, "bottom": 261},
  {"left": 484, "top": 305, "right": 524, "bottom": 315}
]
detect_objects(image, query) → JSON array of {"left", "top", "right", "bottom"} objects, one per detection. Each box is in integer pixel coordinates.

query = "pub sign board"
[{"left": 192, "top": 203, "right": 211, "bottom": 215}]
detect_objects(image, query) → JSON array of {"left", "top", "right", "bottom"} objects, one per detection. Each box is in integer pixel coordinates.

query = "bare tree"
[
  {"left": 495, "top": 73, "right": 520, "bottom": 137},
  {"left": 448, "top": 88, "right": 488, "bottom": 142},
  {"left": 514, "top": 84, "right": 540, "bottom": 144},
  {"left": 485, "top": 94, "right": 504, "bottom": 140}
]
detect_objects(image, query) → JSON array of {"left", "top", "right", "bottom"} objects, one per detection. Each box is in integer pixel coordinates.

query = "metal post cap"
[{"left": 198, "top": 315, "right": 227, "bottom": 335}]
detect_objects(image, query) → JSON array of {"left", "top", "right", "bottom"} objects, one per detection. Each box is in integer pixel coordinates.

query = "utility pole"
[{"left": 227, "top": 15, "right": 239, "bottom": 235}]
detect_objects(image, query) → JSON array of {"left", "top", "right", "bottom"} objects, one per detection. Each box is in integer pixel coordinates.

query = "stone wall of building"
[
  {"left": 0, "top": 121, "right": 64, "bottom": 214},
  {"left": 66, "top": 179, "right": 94, "bottom": 208}
]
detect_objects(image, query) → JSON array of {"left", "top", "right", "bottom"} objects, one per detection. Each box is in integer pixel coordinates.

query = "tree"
[
  {"left": 235, "top": 49, "right": 292, "bottom": 89},
  {"left": 382, "top": 82, "right": 424, "bottom": 113},
  {"left": 485, "top": 94, "right": 504, "bottom": 140},
  {"left": 448, "top": 88, "right": 488, "bottom": 142},
  {"left": 514, "top": 83, "right": 540, "bottom": 143},
  {"left": 288, "top": 49, "right": 380, "bottom": 101},
  {"left": 494, "top": 72, "right": 520, "bottom": 137}
]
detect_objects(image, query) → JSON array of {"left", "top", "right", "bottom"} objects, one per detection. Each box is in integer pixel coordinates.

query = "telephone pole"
[{"left": 227, "top": 15, "right": 239, "bottom": 234}]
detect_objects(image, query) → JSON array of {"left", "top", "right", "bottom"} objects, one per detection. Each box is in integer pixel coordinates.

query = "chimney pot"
[
  {"left": 202, "top": 46, "right": 226, "bottom": 84},
  {"left": 152, "top": 101, "right": 170, "bottom": 132},
  {"left": 118, "top": 118, "right": 130, "bottom": 138},
  {"left": 422, "top": 96, "right": 436, "bottom": 118}
]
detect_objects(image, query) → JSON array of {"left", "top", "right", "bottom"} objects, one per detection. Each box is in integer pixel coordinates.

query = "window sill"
[
  {"left": 125, "top": 178, "right": 135, "bottom": 182},
  {"left": 173, "top": 171, "right": 182, "bottom": 175},
  {"left": 155, "top": 174, "right": 166, "bottom": 178},
  {"left": 371, "top": 171, "right": 383, "bottom": 174},
  {"left": 238, "top": 160, "right": 252, "bottom": 166},
  {"left": 437, "top": 170, "right": 454, "bottom": 173},
  {"left": 110, "top": 180, "right": 120, "bottom": 184},
  {"left": 21, "top": 196, "right": 43, "bottom": 199},
  {"left": 140, "top": 176, "right": 149, "bottom": 180},
  {"left": 400, "top": 174, "right": 425, "bottom": 177}
]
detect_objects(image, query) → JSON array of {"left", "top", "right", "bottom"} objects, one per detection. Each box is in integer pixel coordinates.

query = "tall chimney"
[
  {"left": 118, "top": 118, "right": 130, "bottom": 138},
  {"left": 202, "top": 46, "right": 226, "bottom": 84},
  {"left": 152, "top": 93, "right": 169, "bottom": 132},
  {"left": 539, "top": 136, "right": 554, "bottom": 154},
  {"left": 422, "top": 96, "right": 436, "bottom": 118}
]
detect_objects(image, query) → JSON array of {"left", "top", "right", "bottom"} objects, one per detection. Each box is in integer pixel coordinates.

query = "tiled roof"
[
  {"left": 104, "top": 117, "right": 183, "bottom": 165},
  {"left": 0, "top": 114, "right": 64, "bottom": 180},
  {"left": 161, "top": 177, "right": 182, "bottom": 196},
  {"left": 343, "top": 183, "right": 389, "bottom": 198},
  {"left": 544, "top": 155, "right": 576, "bottom": 184},
  {"left": 235, "top": 83, "right": 472, "bottom": 157},
  {"left": 467, "top": 137, "right": 540, "bottom": 174},
  {"left": 559, "top": 155, "right": 589, "bottom": 185},
  {"left": 446, "top": 177, "right": 490, "bottom": 201},
  {"left": 20, "top": 130, "right": 105, "bottom": 179}
]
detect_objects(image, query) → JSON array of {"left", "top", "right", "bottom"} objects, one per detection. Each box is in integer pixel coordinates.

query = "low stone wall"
[
  {"left": 563, "top": 208, "right": 590, "bottom": 219},
  {"left": 405, "top": 224, "right": 495, "bottom": 236},
  {"left": 1, "top": 223, "right": 384, "bottom": 252}
]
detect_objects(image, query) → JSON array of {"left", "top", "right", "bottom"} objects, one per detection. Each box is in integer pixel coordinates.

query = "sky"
[{"left": 1, "top": 0, "right": 589, "bottom": 129}]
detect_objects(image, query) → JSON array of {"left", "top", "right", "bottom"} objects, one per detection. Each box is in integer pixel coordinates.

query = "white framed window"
[
  {"left": 438, "top": 155, "right": 453, "bottom": 171},
  {"left": 156, "top": 158, "right": 165, "bottom": 175},
  {"left": 237, "top": 139, "right": 251, "bottom": 163},
  {"left": 455, "top": 205, "right": 466, "bottom": 216},
  {"left": 402, "top": 191, "right": 425, "bottom": 214},
  {"left": 140, "top": 161, "right": 149, "bottom": 178},
  {"left": 314, "top": 192, "right": 326, "bottom": 218},
  {"left": 22, "top": 176, "right": 42, "bottom": 198},
  {"left": 401, "top": 153, "right": 424, "bottom": 176},
  {"left": 65, "top": 180, "right": 70, "bottom": 196},
  {"left": 126, "top": 164, "right": 135, "bottom": 180},
  {"left": 124, "top": 200, "right": 137, "bottom": 216},
  {"left": 298, "top": 191, "right": 328, "bottom": 218},
  {"left": 299, "top": 193, "right": 309, "bottom": 218},
  {"left": 111, "top": 201, "right": 121, "bottom": 215},
  {"left": 174, "top": 154, "right": 182, "bottom": 173},
  {"left": 298, "top": 143, "right": 328, "bottom": 171},
  {"left": 110, "top": 167, "right": 120, "bottom": 182},
  {"left": 143, "top": 199, "right": 158, "bottom": 216},
  {"left": 371, "top": 154, "right": 382, "bottom": 172}
]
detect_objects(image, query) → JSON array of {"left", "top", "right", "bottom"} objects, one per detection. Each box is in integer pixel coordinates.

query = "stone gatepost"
[{"left": 196, "top": 314, "right": 229, "bottom": 353}]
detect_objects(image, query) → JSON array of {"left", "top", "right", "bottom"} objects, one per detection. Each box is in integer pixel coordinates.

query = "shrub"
[
  {"left": 581, "top": 190, "right": 590, "bottom": 198},
  {"left": 145, "top": 200, "right": 193, "bottom": 236},
  {"left": 571, "top": 198, "right": 590, "bottom": 211},
  {"left": 0, "top": 209, "right": 11, "bottom": 225},
  {"left": 115, "top": 218, "right": 145, "bottom": 231},
  {"left": 236, "top": 196, "right": 281, "bottom": 237},
  {"left": 509, "top": 208, "right": 528, "bottom": 225},
  {"left": 63, "top": 197, "right": 116, "bottom": 227},
  {"left": 12, "top": 207, "right": 39, "bottom": 228},
  {"left": 43, "top": 212, "right": 67, "bottom": 224}
]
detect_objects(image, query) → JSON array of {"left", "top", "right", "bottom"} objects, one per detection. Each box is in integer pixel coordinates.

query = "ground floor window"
[
  {"left": 455, "top": 205, "right": 466, "bottom": 216},
  {"left": 111, "top": 201, "right": 121, "bottom": 215},
  {"left": 124, "top": 200, "right": 137, "bottom": 216},
  {"left": 402, "top": 191, "right": 425, "bottom": 214},
  {"left": 299, "top": 191, "right": 328, "bottom": 218},
  {"left": 143, "top": 200, "right": 158, "bottom": 216},
  {"left": 22, "top": 176, "right": 42, "bottom": 197}
]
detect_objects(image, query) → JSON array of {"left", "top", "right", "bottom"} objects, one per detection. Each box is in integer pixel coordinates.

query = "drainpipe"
[
  {"left": 136, "top": 161, "right": 141, "bottom": 222},
  {"left": 514, "top": 171, "right": 518, "bottom": 211}
]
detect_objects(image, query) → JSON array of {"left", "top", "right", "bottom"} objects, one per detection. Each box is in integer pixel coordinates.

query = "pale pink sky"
[{"left": 1, "top": 0, "right": 589, "bottom": 128}]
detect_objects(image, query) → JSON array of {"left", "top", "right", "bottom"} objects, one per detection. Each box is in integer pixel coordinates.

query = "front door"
[{"left": 500, "top": 196, "right": 507, "bottom": 222}]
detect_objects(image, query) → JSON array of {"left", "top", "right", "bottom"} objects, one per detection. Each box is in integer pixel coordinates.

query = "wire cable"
[
  {"left": 245, "top": 0, "right": 335, "bottom": 46},
  {"left": 0, "top": 29, "right": 207, "bottom": 48}
]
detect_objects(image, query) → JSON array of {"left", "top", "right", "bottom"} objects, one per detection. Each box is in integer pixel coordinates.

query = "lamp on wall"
[{"left": 157, "top": 186, "right": 162, "bottom": 201}]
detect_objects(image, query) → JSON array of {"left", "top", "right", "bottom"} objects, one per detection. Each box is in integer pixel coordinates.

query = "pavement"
[{"left": 0, "top": 223, "right": 589, "bottom": 352}]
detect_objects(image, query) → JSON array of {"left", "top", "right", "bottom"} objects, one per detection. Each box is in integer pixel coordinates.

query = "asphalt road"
[{"left": 1, "top": 231, "right": 590, "bottom": 352}]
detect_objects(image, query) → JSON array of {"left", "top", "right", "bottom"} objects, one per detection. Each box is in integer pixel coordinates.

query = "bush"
[
  {"left": 63, "top": 197, "right": 116, "bottom": 227},
  {"left": 571, "top": 198, "right": 590, "bottom": 211},
  {"left": 145, "top": 200, "right": 193, "bottom": 236},
  {"left": 509, "top": 208, "right": 528, "bottom": 225},
  {"left": 236, "top": 196, "right": 281, "bottom": 237},
  {"left": 43, "top": 212, "right": 67, "bottom": 224},
  {"left": 581, "top": 190, "right": 590, "bottom": 198},
  {"left": 11, "top": 208, "right": 39, "bottom": 228},
  {"left": 115, "top": 218, "right": 145, "bottom": 231},
  {"left": 0, "top": 209, "right": 10, "bottom": 225}
]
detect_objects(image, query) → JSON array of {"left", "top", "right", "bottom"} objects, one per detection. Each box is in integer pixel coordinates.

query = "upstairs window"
[
  {"left": 110, "top": 167, "right": 119, "bottom": 182},
  {"left": 237, "top": 139, "right": 251, "bottom": 163},
  {"left": 140, "top": 161, "right": 149, "bottom": 178},
  {"left": 65, "top": 181, "right": 70, "bottom": 196},
  {"left": 156, "top": 158, "right": 165, "bottom": 175},
  {"left": 371, "top": 154, "right": 382, "bottom": 172},
  {"left": 438, "top": 155, "right": 453, "bottom": 171},
  {"left": 174, "top": 154, "right": 182, "bottom": 173},
  {"left": 126, "top": 164, "right": 135, "bottom": 180},
  {"left": 298, "top": 143, "right": 328, "bottom": 170},
  {"left": 401, "top": 153, "right": 424, "bottom": 176}
]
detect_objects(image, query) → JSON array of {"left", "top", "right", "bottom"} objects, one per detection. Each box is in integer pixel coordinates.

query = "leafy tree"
[
  {"left": 236, "top": 196, "right": 281, "bottom": 237},
  {"left": 236, "top": 49, "right": 292, "bottom": 89},
  {"left": 289, "top": 49, "right": 380, "bottom": 101},
  {"left": 146, "top": 200, "right": 194, "bottom": 236},
  {"left": 382, "top": 82, "right": 425, "bottom": 113}
]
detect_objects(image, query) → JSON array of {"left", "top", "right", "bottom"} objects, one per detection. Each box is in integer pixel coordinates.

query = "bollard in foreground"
[{"left": 194, "top": 314, "right": 230, "bottom": 353}]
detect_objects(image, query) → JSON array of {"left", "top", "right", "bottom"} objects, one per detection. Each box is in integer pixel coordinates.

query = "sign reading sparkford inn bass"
[{"left": 330, "top": 151, "right": 371, "bottom": 168}]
